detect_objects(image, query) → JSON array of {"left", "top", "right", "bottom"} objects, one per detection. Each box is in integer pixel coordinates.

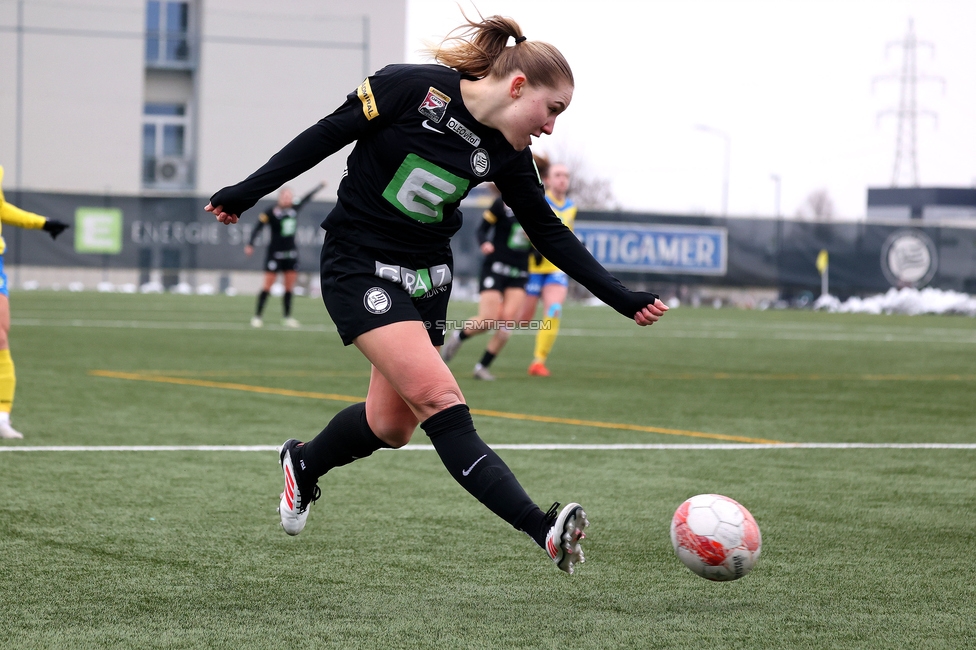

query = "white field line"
[
  {"left": 10, "top": 318, "right": 336, "bottom": 332},
  {"left": 12, "top": 318, "right": 976, "bottom": 343},
  {"left": 1, "top": 443, "right": 974, "bottom": 452}
]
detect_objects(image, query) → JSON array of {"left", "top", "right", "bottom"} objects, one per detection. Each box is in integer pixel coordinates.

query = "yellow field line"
[
  {"left": 89, "top": 370, "right": 364, "bottom": 403},
  {"left": 576, "top": 372, "right": 976, "bottom": 382},
  {"left": 118, "top": 369, "right": 976, "bottom": 382},
  {"left": 89, "top": 370, "right": 782, "bottom": 445},
  {"left": 466, "top": 408, "right": 782, "bottom": 444}
]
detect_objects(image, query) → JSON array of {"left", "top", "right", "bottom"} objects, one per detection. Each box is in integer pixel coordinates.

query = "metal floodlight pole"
[
  {"left": 770, "top": 174, "right": 781, "bottom": 218},
  {"left": 15, "top": 0, "right": 25, "bottom": 191},
  {"left": 695, "top": 124, "right": 730, "bottom": 216}
]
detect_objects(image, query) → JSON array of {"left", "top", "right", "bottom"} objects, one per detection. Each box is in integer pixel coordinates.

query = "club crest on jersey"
[
  {"left": 363, "top": 287, "right": 392, "bottom": 314},
  {"left": 470, "top": 149, "right": 490, "bottom": 177},
  {"left": 418, "top": 87, "right": 451, "bottom": 123},
  {"left": 446, "top": 117, "right": 481, "bottom": 147}
]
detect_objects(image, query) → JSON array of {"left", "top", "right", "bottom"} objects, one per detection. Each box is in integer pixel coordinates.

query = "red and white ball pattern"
[{"left": 670, "top": 494, "right": 762, "bottom": 581}]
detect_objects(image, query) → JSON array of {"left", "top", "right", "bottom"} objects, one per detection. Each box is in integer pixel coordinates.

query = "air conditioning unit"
[{"left": 154, "top": 157, "right": 191, "bottom": 185}]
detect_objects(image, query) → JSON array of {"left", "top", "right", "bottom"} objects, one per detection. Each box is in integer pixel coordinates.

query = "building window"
[
  {"left": 143, "top": 103, "right": 192, "bottom": 187},
  {"left": 146, "top": 1, "right": 192, "bottom": 66}
]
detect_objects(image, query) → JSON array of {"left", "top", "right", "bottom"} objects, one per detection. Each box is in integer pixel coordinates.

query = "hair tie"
[{"left": 514, "top": 35, "right": 526, "bottom": 44}]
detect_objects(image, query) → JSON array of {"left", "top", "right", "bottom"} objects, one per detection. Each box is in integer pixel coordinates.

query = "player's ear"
[{"left": 509, "top": 74, "right": 527, "bottom": 99}]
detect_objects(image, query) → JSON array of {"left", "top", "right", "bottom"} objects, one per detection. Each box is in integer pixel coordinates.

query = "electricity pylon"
[{"left": 873, "top": 18, "right": 944, "bottom": 187}]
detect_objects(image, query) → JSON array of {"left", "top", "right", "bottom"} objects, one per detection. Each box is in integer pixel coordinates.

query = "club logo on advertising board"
[
  {"left": 880, "top": 229, "right": 938, "bottom": 288},
  {"left": 418, "top": 87, "right": 451, "bottom": 123}
]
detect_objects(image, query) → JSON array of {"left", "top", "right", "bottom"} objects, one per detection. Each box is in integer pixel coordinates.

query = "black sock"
[
  {"left": 478, "top": 350, "right": 496, "bottom": 368},
  {"left": 256, "top": 290, "right": 269, "bottom": 316},
  {"left": 283, "top": 291, "right": 293, "bottom": 317},
  {"left": 421, "top": 404, "right": 542, "bottom": 538},
  {"left": 521, "top": 508, "right": 551, "bottom": 548},
  {"left": 458, "top": 331, "right": 470, "bottom": 341},
  {"left": 299, "top": 403, "right": 390, "bottom": 479}
]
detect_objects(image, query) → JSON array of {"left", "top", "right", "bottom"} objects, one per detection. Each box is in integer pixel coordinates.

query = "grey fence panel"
[
  {"left": 7, "top": 190, "right": 332, "bottom": 273},
  {"left": 8, "top": 191, "right": 976, "bottom": 296}
]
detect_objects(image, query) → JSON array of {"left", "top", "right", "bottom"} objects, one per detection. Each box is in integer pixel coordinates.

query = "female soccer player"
[
  {"left": 206, "top": 14, "right": 667, "bottom": 574},
  {"left": 440, "top": 182, "right": 532, "bottom": 380},
  {"left": 244, "top": 181, "right": 325, "bottom": 328},
  {"left": 0, "top": 166, "right": 69, "bottom": 439},
  {"left": 518, "top": 159, "right": 575, "bottom": 377}
]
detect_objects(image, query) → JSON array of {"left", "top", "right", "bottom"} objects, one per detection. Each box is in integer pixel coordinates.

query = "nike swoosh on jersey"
[{"left": 422, "top": 120, "right": 445, "bottom": 134}]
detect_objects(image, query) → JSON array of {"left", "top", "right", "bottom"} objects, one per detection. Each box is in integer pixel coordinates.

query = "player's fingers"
[
  {"left": 634, "top": 308, "right": 657, "bottom": 326},
  {"left": 644, "top": 306, "right": 662, "bottom": 322},
  {"left": 654, "top": 298, "right": 670, "bottom": 311}
]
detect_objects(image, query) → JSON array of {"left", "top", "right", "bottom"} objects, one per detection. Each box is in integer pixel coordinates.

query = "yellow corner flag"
[{"left": 816, "top": 249, "right": 829, "bottom": 275}]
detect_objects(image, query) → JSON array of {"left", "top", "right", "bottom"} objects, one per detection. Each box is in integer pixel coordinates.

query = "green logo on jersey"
[
  {"left": 508, "top": 224, "right": 530, "bottom": 251},
  {"left": 280, "top": 216, "right": 297, "bottom": 237},
  {"left": 382, "top": 154, "right": 469, "bottom": 223}
]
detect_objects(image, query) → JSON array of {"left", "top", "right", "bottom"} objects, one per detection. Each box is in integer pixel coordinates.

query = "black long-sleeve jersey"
[
  {"left": 210, "top": 63, "right": 657, "bottom": 318},
  {"left": 478, "top": 197, "right": 530, "bottom": 271},
  {"left": 249, "top": 183, "right": 323, "bottom": 252}
]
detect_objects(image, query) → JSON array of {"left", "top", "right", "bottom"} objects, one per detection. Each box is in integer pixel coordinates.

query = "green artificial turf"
[{"left": 1, "top": 291, "right": 974, "bottom": 649}]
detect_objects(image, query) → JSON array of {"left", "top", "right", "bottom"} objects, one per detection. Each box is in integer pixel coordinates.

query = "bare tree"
[
  {"left": 796, "top": 189, "right": 836, "bottom": 221},
  {"left": 539, "top": 145, "right": 620, "bottom": 210}
]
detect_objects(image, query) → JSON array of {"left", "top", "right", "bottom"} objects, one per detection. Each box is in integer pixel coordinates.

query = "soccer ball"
[{"left": 670, "top": 494, "right": 762, "bottom": 581}]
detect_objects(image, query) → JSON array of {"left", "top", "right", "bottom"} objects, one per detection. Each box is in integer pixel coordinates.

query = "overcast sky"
[{"left": 405, "top": 0, "right": 976, "bottom": 219}]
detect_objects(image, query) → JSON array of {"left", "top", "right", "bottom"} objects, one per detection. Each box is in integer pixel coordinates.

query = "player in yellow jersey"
[
  {"left": 518, "top": 158, "right": 574, "bottom": 377},
  {"left": 0, "top": 166, "right": 69, "bottom": 438}
]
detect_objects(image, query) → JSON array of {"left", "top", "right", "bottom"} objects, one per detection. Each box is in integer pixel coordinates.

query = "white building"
[{"left": 1, "top": 0, "right": 407, "bottom": 200}]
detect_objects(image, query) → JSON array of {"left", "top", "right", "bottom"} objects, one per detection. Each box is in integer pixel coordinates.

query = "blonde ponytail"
[{"left": 428, "top": 12, "right": 573, "bottom": 88}]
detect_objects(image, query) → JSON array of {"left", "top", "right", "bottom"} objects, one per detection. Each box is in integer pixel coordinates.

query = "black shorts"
[
  {"left": 320, "top": 232, "right": 453, "bottom": 346},
  {"left": 265, "top": 249, "right": 298, "bottom": 272},
  {"left": 478, "top": 258, "right": 528, "bottom": 292}
]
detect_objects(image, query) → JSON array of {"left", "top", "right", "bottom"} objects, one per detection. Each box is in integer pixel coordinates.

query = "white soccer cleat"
[
  {"left": 0, "top": 421, "right": 24, "bottom": 439},
  {"left": 277, "top": 439, "right": 320, "bottom": 536},
  {"left": 283, "top": 317, "right": 300, "bottom": 328},
  {"left": 472, "top": 363, "right": 495, "bottom": 381},
  {"left": 250, "top": 316, "right": 263, "bottom": 328},
  {"left": 543, "top": 502, "right": 589, "bottom": 574},
  {"left": 440, "top": 330, "right": 463, "bottom": 362}
]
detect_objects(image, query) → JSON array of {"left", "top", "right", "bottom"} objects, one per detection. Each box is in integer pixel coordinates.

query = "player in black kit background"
[
  {"left": 440, "top": 181, "right": 532, "bottom": 380},
  {"left": 206, "top": 12, "right": 668, "bottom": 575},
  {"left": 245, "top": 181, "right": 325, "bottom": 328}
]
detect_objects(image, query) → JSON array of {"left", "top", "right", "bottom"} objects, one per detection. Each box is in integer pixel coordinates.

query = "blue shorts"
[
  {"left": 0, "top": 256, "right": 7, "bottom": 297},
  {"left": 525, "top": 271, "right": 568, "bottom": 297}
]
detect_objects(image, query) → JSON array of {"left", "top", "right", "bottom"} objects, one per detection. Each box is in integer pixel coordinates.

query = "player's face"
[
  {"left": 278, "top": 188, "right": 294, "bottom": 207},
  {"left": 545, "top": 164, "right": 570, "bottom": 195},
  {"left": 502, "top": 79, "right": 573, "bottom": 151}
]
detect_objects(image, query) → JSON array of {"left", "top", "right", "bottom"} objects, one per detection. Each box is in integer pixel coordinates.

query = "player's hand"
[
  {"left": 244, "top": 245, "right": 254, "bottom": 257},
  {"left": 634, "top": 298, "right": 669, "bottom": 326},
  {"left": 480, "top": 241, "right": 495, "bottom": 255},
  {"left": 205, "top": 203, "right": 239, "bottom": 224},
  {"left": 42, "top": 219, "right": 70, "bottom": 239}
]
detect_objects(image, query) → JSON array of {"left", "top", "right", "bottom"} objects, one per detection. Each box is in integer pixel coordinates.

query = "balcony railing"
[{"left": 146, "top": 30, "right": 195, "bottom": 69}]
